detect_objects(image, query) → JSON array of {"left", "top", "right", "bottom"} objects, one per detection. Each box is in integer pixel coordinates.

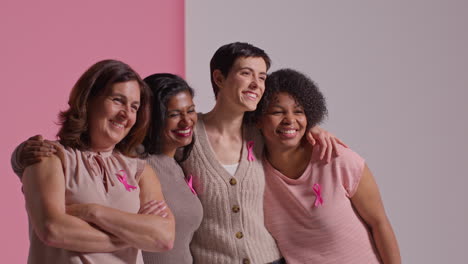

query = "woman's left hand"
[{"left": 306, "top": 125, "right": 348, "bottom": 162}]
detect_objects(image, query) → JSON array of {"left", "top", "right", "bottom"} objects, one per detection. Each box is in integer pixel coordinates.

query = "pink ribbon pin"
[
  {"left": 313, "top": 183, "right": 324, "bottom": 207},
  {"left": 186, "top": 174, "right": 197, "bottom": 195},
  {"left": 116, "top": 170, "right": 137, "bottom": 192},
  {"left": 247, "top": 141, "right": 255, "bottom": 161}
]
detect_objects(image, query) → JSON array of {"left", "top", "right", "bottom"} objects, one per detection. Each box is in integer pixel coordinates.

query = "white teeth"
[
  {"left": 110, "top": 121, "right": 125, "bottom": 128},
  {"left": 279, "top": 129, "right": 296, "bottom": 134},
  {"left": 245, "top": 92, "right": 257, "bottom": 99},
  {"left": 176, "top": 129, "right": 191, "bottom": 134}
]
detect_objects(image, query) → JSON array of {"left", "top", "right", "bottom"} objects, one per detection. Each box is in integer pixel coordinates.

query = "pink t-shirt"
[{"left": 263, "top": 145, "right": 382, "bottom": 264}]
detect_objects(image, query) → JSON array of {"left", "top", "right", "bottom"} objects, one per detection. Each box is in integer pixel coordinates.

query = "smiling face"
[
  {"left": 161, "top": 90, "right": 197, "bottom": 157},
  {"left": 215, "top": 56, "right": 267, "bottom": 112},
  {"left": 258, "top": 92, "right": 307, "bottom": 151},
  {"left": 87, "top": 80, "right": 141, "bottom": 152}
]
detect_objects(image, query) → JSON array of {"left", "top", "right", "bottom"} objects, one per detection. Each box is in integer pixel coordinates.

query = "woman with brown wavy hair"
[{"left": 16, "top": 60, "right": 175, "bottom": 264}]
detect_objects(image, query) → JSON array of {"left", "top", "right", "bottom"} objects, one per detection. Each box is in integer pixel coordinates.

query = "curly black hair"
[
  {"left": 142, "top": 73, "right": 195, "bottom": 162},
  {"left": 253, "top": 68, "right": 328, "bottom": 129}
]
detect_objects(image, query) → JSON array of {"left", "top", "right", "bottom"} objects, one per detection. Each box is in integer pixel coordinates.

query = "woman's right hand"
[
  {"left": 20, "top": 135, "right": 56, "bottom": 167},
  {"left": 138, "top": 200, "right": 169, "bottom": 218}
]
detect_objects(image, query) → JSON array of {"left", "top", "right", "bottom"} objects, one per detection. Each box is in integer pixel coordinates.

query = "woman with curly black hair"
[{"left": 256, "top": 69, "right": 401, "bottom": 264}]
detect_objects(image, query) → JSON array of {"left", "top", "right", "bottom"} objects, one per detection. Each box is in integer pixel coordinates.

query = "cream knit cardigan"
[{"left": 181, "top": 115, "right": 281, "bottom": 264}]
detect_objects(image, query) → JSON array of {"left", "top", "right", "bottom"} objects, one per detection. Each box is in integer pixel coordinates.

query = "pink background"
[{"left": 0, "top": 1, "right": 184, "bottom": 262}]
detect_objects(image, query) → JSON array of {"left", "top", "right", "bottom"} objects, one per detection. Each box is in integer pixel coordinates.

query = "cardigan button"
[
  {"left": 232, "top": 205, "right": 240, "bottom": 213},
  {"left": 235, "top": 231, "right": 244, "bottom": 239},
  {"left": 229, "top": 178, "right": 237, "bottom": 185},
  {"left": 242, "top": 258, "right": 251, "bottom": 264}
]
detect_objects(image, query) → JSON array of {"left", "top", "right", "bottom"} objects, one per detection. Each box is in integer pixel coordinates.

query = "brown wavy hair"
[{"left": 57, "top": 59, "right": 151, "bottom": 157}]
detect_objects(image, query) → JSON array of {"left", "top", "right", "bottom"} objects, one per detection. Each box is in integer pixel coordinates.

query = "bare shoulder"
[
  {"left": 22, "top": 154, "right": 65, "bottom": 193},
  {"left": 139, "top": 163, "right": 160, "bottom": 186},
  {"left": 24, "top": 154, "right": 62, "bottom": 172}
]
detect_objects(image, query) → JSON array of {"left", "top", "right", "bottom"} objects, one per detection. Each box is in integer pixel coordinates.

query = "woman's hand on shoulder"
[
  {"left": 20, "top": 134, "right": 57, "bottom": 167},
  {"left": 307, "top": 126, "right": 348, "bottom": 163}
]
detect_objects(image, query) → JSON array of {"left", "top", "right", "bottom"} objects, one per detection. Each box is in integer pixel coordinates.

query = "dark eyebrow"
[
  {"left": 110, "top": 93, "right": 140, "bottom": 105},
  {"left": 239, "top": 67, "right": 267, "bottom": 76},
  {"left": 270, "top": 104, "right": 284, "bottom": 109},
  {"left": 167, "top": 104, "right": 196, "bottom": 112}
]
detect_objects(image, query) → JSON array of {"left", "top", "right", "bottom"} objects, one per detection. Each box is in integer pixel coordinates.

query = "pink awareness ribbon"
[
  {"left": 313, "top": 183, "right": 324, "bottom": 207},
  {"left": 186, "top": 174, "right": 197, "bottom": 195},
  {"left": 116, "top": 170, "right": 137, "bottom": 192},
  {"left": 247, "top": 141, "right": 255, "bottom": 161}
]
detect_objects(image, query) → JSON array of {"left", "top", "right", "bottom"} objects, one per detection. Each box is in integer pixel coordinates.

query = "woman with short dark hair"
[{"left": 181, "top": 42, "right": 344, "bottom": 264}]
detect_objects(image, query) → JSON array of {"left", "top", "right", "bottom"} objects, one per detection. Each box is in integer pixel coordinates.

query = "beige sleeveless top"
[{"left": 27, "top": 143, "right": 146, "bottom": 264}]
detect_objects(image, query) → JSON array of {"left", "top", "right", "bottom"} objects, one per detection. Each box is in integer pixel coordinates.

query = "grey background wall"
[{"left": 186, "top": 1, "right": 468, "bottom": 263}]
